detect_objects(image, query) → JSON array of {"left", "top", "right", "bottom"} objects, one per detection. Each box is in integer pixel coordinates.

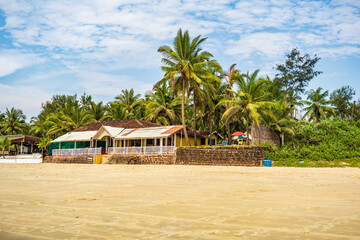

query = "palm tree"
[
  {"left": 115, "top": 89, "right": 143, "bottom": 119},
  {"left": 145, "top": 84, "right": 181, "bottom": 125},
  {"left": 262, "top": 99, "right": 297, "bottom": 145},
  {"left": 0, "top": 108, "right": 27, "bottom": 135},
  {"left": 45, "top": 105, "right": 93, "bottom": 137},
  {"left": 0, "top": 137, "right": 13, "bottom": 158},
  {"left": 38, "top": 137, "right": 52, "bottom": 158},
  {"left": 103, "top": 102, "right": 128, "bottom": 120},
  {"left": 156, "top": 28, "right": 219, "bottom": 146},
  {"left": 217, "top": 64, "right": 241, "bottom": 143},
  {"left": 86, "top": 101, "right": 107, "bottom": 121},
  {"left": 30, "top": 114, "right": 50, "bottom": 138},
  {"left": 219, "top": 70, "right": 275, "bottom": 144},
  {"left": 302, "top": 87, "right": 335, "bottom": 122}
]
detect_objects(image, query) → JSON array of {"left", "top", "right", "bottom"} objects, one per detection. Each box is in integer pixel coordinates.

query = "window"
[
  {"left": 146, "top": 139, "right": 153, "bottom": 146},
  {"left": 200, "top": 138, "right": 206, "bottom": 145}
]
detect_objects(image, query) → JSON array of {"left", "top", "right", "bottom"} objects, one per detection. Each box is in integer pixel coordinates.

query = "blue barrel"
[{"left": 263, "top": 159, "right": 271, "bottom": 167}]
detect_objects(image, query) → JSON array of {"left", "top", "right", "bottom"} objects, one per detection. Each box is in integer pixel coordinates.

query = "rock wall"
[
  {"left": 45, "top": 155, "right": 94, "bottom": 164},
  {"left": 251, "top": 125, "right": 280, "bottom": 146},
  {"left": 107, "top": 154, "right": 175, "bottom": 165},
  {"left": 175, "top": 147, "right": 267, "bottom": 166},
  {"left": 46, "top": 147, "right": 268, "bottom": 166}
]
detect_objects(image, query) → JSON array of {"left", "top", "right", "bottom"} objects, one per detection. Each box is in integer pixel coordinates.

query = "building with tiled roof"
[{"left": 50, "top": 120, "right": 220, "bottom": 156}]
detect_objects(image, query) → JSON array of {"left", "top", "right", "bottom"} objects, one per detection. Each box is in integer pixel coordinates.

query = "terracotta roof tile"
[
  {"left": 161, "top": 126, "right": 183, "bottom": 135},
  {"left": 121, "top": 128, "right": 138, "bottom": 136}
]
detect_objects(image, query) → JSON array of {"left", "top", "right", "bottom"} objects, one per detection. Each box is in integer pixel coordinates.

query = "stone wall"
[
  {"left": 251, "top": 125, "right": 280, "bottom": 146},
  {"left": 175, "top": 147, "right": 267, "bottom": 166},
  {"left": 45, "top": 147, "right": 267, "bottom": 166},
  {"left": 107, "top": 154, "right": 175, "bottom": 165},
  {"left": 45, "top": 155, "right": 94, "bottom": 164}
]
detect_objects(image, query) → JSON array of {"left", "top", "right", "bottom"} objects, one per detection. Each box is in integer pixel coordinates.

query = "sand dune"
[{"left": 0, "top": 164, "right": 359, "bottom": 239}]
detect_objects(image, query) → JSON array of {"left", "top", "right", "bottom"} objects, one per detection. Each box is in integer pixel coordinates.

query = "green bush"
[{"left": 267, "top": 119, "right": 360, "bottom": 167}]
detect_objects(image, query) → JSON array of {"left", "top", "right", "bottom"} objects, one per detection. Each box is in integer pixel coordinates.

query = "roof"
[
  {"left": 73, "top": 119, "right": 159, "bottom": 132},
  {"left": 115, "top": 126, "right": 182, "bottom": 139},
  {"left": 51, "top": 131, "right": 97, "bottom": 143},
  {"left": 92, "top": 126, "right": 125, "bottom": 139},
  {"left": 0, "top": 135, "right": 41, "bottom": 143}
]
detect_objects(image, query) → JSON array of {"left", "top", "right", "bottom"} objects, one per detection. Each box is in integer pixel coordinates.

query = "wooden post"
[{"left": 174, "top": 134, "right": 177, "bottom": 148}]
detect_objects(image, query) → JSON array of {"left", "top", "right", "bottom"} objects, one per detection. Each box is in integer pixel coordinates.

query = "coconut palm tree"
[
  {"left": 302, "top": 87, "right": 335, "bottom": 122},
  {"left": 45, "top": 105, "right": 93, "bottom": 137},
  {"left": 0, "top": 137, "right": 13, "bottom": 158},
  {"left": 86, "top": 101, "right": 107, "bottom": 121},
  {"left": 156, "top": 28, "right": 219, "bottom": 146},
  {"left": 219, "top": 70, "right": 275, "bottom": 144},
  {"left": 0, "top": 108, "right": 27, "bottom": 135},
  {"left": 262, "top": 99, "right": 297, "bottom": 145},
  {"left": 103, "top": 102, "right": 128, "bottom": 120},
  {"left": 115, "top": 89, "right": 143, "bottom": 119},
  {"left": 145, "top": 84, "right": 181, "bottom": 125},
  {"left": 217, "top": 64, "right": 242, "bottom": 143},
  {"left": 38, "top": 137, "right": 52, "bottom": 158}
]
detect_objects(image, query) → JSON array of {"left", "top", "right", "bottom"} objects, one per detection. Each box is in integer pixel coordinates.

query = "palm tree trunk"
[
  {"left": 281, "top": 132, "right": 285, "bottom": 145},
  {"left": 209, "top": 111, "right": 213, "bottom": 143},
  {"left": 246, "top": 112, "right": 249, "bottom": 145},
  {"left": 182, "top": 78, "right": 190, "bottom": 146},
  {"left": 193, "top": 94, "right": 197, "bottom": 147},
  {"left": 226, "top": 92, "right": 231, "bottom": 144}
]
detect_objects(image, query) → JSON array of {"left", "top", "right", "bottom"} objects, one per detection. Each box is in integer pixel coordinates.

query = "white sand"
[{"left": 0, "top": 164, "right": 359, "bottom": 239}]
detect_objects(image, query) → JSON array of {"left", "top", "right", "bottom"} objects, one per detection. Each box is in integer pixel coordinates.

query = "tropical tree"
[
  {"left": 262, "top": 99, "right": 297, "bottom": 145},
  {"left": 217, "top": 64, "right": 242, "bottom": 143},
  {"left": 275, "top": 48, "right": 322, "bottom": 97},
  {"left": 115, "top": 89, "right": 143, "bottom": 119},
  {"left": 219, "top": 70, "right": 275, "bottom": 144},
  {"left": 156, "top": 28, "right": 219, "bottom": 146},
  {"left": 302, "top": 87, "right": 335, "bottom": 122},
  {"left": 38, "top": 137, "right": 52, "bottom": 157},
  {"left": 145, "top": 84, "right": 181, "bottom": 125},
  {"left": 103, "top": 102, "right": 128, "bottom": 120},
  {"left": 330, "top": 86, "right": 356, "bottom": 119},
  {"left": 0, "top": 137, "right": 13, "bottom": 158},
  {"left": 0, "top": 107, "right": 27, "bottom": 135},
  {"left": 86, "top": 101, "right": 107, "bottom": 121},
  {"left": 45, "top": 105, "right": 93, "bottom": 137}
]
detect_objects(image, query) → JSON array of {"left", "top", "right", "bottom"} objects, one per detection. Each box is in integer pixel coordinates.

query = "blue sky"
[{"left": 0, "top": 0, "right": 359, "bottom": 119}]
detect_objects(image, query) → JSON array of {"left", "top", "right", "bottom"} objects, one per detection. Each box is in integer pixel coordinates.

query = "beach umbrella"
[{"left": 231, "top": 132, "right": 246, "bottom": 137}]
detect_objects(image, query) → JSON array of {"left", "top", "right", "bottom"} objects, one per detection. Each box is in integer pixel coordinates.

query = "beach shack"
[
  {"left": 0, "top": 135, "right": 40, "bottom": 155},
  {"left": 50, "top": 119, "right": 219, "bottom": 156}
]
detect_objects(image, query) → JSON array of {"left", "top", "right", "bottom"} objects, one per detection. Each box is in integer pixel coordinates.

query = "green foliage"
[
  {"left": 0, "top": 137, "right": 14, "bottom": 158},
  {"left": 275, "top": 48, "right": 322, "bottom": 94},
  {"left": 267, "top": 119, "right": 360, "bottom": 167}
]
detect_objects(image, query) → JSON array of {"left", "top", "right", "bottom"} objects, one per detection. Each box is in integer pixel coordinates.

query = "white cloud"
[
  {"left": 0, "top": 83, "right": 51, "bottom": 119},
  {"left": 0, "top": 50, "right": 43, "bottom": 77},
  {"left": 225, "top": 32, "right": 292, "bottom": 60},
  {"left": 75, "top": 70, "right": 153, "bottom": 97}
]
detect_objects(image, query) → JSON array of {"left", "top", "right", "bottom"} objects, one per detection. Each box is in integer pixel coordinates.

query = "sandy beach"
[{"left": 0, "top": 164, "right": 359, "bottom": 239}]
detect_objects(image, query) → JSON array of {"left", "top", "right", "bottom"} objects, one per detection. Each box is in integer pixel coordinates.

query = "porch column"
[
  {"left": 20, "top": 142, "right": 23, "bottom": 155},
  {"left": 160, "top": 137, "right": 163, "bottom": 153},
  {"left": 74, "top": 141, "right": 77, "bottom": 149},
  {"left": 31, "top": 142, "right": 33, "bottom": 153},
  {"left": 174, "top": 134, "right": 176, "bottom": 147},
  {"left": 105, "top": 137, "right": 109, "bottom": 153},
  {"left": 165, "top": 137, "right": 168, "bottom": 146}
]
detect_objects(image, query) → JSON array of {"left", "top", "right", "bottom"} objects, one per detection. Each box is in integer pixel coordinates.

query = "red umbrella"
[{"left": 231, "top": 132, "right": 246, "bottom": 137}]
